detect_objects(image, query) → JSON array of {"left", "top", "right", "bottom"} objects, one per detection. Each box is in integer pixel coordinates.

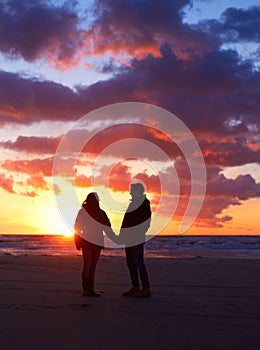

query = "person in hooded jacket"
[{"left": 74, "top": 192, "right": 117, "bottom": 297}]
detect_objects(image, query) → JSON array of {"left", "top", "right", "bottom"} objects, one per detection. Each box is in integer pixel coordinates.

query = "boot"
[
  {"left": 133, "top": 287, "right": 151, "bottom": 298},
  {"left": 122, "top": 285, "right": 140, "bottom": 297}
]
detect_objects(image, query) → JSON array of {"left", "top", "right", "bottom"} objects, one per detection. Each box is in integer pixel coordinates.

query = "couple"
[{"left": 74, "top": 183, "right": 151, "bottom": 298}]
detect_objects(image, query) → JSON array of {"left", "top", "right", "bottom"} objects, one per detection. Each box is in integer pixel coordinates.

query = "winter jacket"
[
  {"left": 120, "top": 195, "right": 151, "bottom": 246},
  {"left": 74, "top": 206, "right": 111, "bottom": 249}
]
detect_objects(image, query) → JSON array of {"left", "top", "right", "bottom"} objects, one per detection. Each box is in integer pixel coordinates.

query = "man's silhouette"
[{"left": 119, "top": 183, "right": 151, "bottom": 297}]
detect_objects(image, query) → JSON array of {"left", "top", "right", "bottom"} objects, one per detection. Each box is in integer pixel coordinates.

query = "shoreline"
[
  {"left": 1, "top": 234, "right": 260, "bottom": 260},
  {"left": 2, "top": 252, "right": 260, "bottom": 259},
  {"left": 1, "top": 255, "right": 260, "bottom": 349}
]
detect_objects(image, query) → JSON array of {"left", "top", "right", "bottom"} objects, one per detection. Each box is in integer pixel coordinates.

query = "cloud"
[
  {"left": 0, "top": 135, "right": 61, "bottom": 154},
  {"left": 0, "top": 70, "right": 83, "bottom": 125},
  {"left": 200, "top": 6, "right": 260, "bottom": 43},
  {"left": 0, "top": 173, "right": 15, "bottom": 193},
  {"left": 197, "top": 167, "right": 260, "bottom": 227},
  {"left": 195, "top": 196, "right": 240, "bottom": 228},
  {"left": 2, "top": 157, "right": 54, "bottom": 176},
  {"left": 106, "top": 162, "right": 161, "bottom": 194},
  {"left": 26, "top": 174, "right": 49, "bottom": 191},
  {"left": 0, "top": 161, "right": 60, "bottom": 196},
  {"left": 201, "top": 137, "right": 260, "bottom": 166},
  {"left": 1, "top": 155, "right": 79, "bottom": 180},
  {"left": 79, "top": 124, "right": 181, "bottom": 161},
  {"left": 75, "top": 159, "right": 260, "bottom": 227},
  {"left": 2, "top": 150, "right": 260, "bottom": 227},
  {"left": 0, "top": 0, "right": 83, "bottom": 69},
  {"left": 21, "top": 190, "right": 38, "bottom": 197},
  {"left": 74, "top": 173, "right": 92, "bottom": 188},
  {"left": 87, "top": 0, "right": 215, "bottom": 61},
  {"left": 75, "top": 46, "right": 260, "bottom": 136},
  {"left": 1, "top": 19, "right": 259, "bottom": 137},
  {"left": 0, "top": 124, "right": 182, "bottom": 162},
  {"left": 207, "top": 172, "right": 260, "bottom": 200}
]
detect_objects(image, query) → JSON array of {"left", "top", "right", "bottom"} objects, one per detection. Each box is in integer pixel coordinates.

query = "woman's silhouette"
[{"left": 74, "top": 192, "right": 117, "bottom": 297}]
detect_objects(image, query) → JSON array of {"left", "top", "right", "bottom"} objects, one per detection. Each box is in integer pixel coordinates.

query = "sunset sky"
[{"left": 0, "top": 0, "right": 259, "bottom": 236}]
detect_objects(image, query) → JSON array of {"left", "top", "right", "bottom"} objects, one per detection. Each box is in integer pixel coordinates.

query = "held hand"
[
  {"left": 105, "top": 227, "right": 123, "bottom": 246},
  {"left": 116, "top": 235, "right": 124, "bottom": 245},
  {"left": 114, "top": 235, "right": 123, "bottom": 245}
]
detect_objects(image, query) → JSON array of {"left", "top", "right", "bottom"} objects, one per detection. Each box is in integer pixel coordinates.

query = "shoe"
[
  {"left": 122, "top": 286, "right": 140, "bottom": 297},
  {"left": 82, "top": 290, "right": 101, "bottom": 297},
  {"left": 133, "top": 287, "right": 151, "bottom": 298}
]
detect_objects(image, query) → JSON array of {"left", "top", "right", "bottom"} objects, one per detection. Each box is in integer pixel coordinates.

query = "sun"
[{"left": 63, "top": 230, "right": 74, "bottom": 237}]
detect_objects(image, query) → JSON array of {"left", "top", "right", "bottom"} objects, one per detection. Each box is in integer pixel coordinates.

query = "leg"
[
  {"left": 133, "top": 244, "right": 150, "bottom": 289},
  {"left": 87, "top": 246, "right": 101, "bottom": 292},
  {"left": 125, "top": 247, "right": 139, "bottom": 287},
  {"left": 82, "top": 247, "right": 92, "bottom": 292}
]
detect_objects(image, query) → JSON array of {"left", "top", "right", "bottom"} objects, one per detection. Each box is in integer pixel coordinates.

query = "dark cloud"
[
  {"left": 196, "top": 196, "right": 240, "bottom": 228},
  {"left": 149, "top": 162, "right": 260, "bottom": 226},
  {"left": 0, "top": 2, "right": 259, "bottom": 136},
  {"left": 207, "top": 172, "right": 260, "bottom": 200},
  {"left": 0, "top": 0, "right": 82, "bottom": 67},
  {"left": 0, "top": 0, "right": 219, "bottom": 67},
  {"left": 0, "top": 135, "right": 61, "bottom": 154},
  {"left": 72, "top": 46, "right": 260, "bottom": 136},
  {"left": 221, "top": 6, "right": 260, "bottom": 42},
  {"left": 199, "top": 6, "right": 260, "bottom": 43},
  {"left": 0, "top": 70, "right": 82, "bottom": 124},
  {"left": 201, "top": 137, "right": 260, "bottom": 166},
  {"left": 88, "top": 0, "right": 215, "bottom": 60},
  {"left": 1, "top": 46, "right": 259, "bottom": 136}
]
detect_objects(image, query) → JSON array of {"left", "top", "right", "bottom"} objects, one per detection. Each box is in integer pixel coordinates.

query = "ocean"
[{"left": 0, "top": 234, "right": 260, "bottom": 259}]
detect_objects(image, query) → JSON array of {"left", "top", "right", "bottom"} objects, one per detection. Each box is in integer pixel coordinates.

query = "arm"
[
  {"left": 74, "top": 209, "right": 83, "bottom": 250},
  {"left": 101, "top": 211, "right": 120, "bottom": 245},
  {"left": 74, "top": 233, "right": 82, "bottom": 251},
  {"left": 142, "top": 199, "right": 152, "bottom": 233},
  {"left": 104, "top": 226, "right": 121, "bottom": 245}
]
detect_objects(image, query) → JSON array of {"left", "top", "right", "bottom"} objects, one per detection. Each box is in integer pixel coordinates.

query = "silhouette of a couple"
[{"left": 74, "top": 183, "right": 151, "bottom": 298}]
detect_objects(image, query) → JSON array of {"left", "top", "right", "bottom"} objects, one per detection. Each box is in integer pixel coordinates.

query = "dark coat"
[
  {"left": 120, "top": 195, "right": 151, "bottom": 246},
  {"left": 74, "top": 207, "right": 111, "bottom": 249}
]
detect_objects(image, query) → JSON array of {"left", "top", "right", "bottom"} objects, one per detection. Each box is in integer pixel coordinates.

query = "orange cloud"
[
  {"left": 2, "top": 158, "right": 54, "bottom": 176},
  {"left": 0, "top": 174, "right": 15, "bottom": 193},
  {"left": 26, "top": 175, "right": 49, "bottom": 191}
]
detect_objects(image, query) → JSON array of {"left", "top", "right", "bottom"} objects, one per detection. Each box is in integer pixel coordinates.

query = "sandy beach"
[{"left": 1, "top": 254, "right": 260, "bottom": 350}]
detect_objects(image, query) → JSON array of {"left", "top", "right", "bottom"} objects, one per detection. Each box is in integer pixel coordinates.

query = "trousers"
[
  {"left": 125, "top": 244, "right": 150, "bottom": 288},
  {"left": 82, "top": 246, "right": 101, "bottom": 292}
]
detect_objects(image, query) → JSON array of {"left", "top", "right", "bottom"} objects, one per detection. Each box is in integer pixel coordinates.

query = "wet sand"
[{"left": 0, "top": 254, "right": 260, "bottom": 350}]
